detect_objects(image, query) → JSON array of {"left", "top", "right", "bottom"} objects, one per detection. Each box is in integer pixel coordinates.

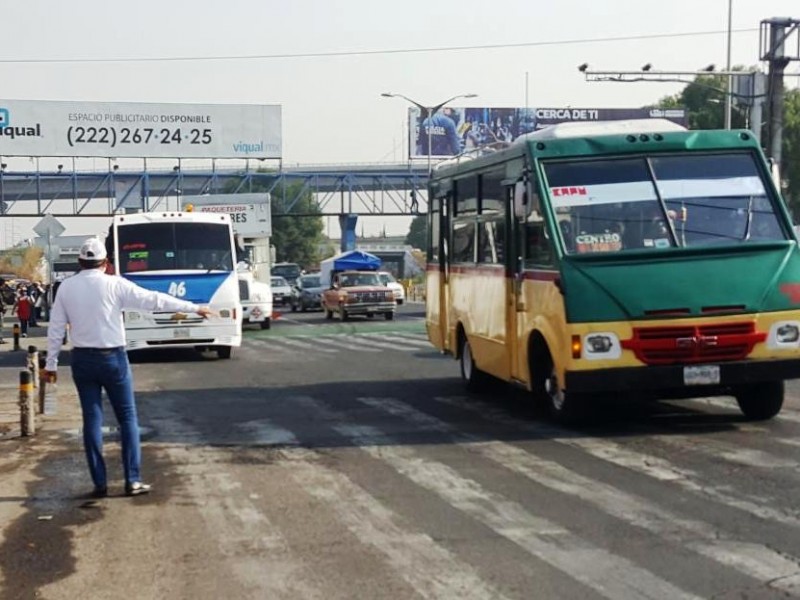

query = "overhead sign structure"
[
  {"left": 0, "top": 100, "right": 282, "bottom": 160},
  {"left": 408, "top": 106, "right": 688, "bottom": 158},
  {"left": 182, "top": 193, "right": 271, "bottom": 237}
]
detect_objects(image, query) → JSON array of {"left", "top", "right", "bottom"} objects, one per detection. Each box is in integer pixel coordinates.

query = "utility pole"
[{"left": 760, "top": 17, "right": 800, "bottom": 171}]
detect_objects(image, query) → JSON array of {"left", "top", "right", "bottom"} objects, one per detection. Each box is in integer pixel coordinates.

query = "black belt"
[{"left": 72, "top": 346, "right": 124, "bottom": 353}]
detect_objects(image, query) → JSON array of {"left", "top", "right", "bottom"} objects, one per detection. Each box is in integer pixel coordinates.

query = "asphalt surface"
[{"left": 4, "top": 304, "right": 800, "bottom": 598}]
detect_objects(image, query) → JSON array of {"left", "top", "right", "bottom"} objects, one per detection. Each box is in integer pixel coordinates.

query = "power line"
[{"left": 0, "top": 28, "right": 759, "bottom": 65}]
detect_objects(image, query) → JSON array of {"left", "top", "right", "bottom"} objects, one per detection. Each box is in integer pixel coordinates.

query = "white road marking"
[
  {"left": 147, "top": 401, "right": 323, "bottom": 599},
  {"left": 289, "top": 396, "right": 703, "bottom": 600},
  {"left": 356, "top": 397, "right": 800, "bottom": 594},
  {"left": 314, "top": 336, "right": 381, "bottom": 353},
  {"left": 434, "top": 395, "right": 800, "bottom": 528}
]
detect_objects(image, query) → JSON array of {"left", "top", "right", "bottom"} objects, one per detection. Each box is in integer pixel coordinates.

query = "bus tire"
[
  {"left": 533, "top": 350, "right": 582, "bottom": 422},
  {"left": 459, "top": 334, "right": 490, "bottom": 392},
  {"left": 217, "top": 346, "right": 233, "bottom": 360},
  {"left": 734, "top": 381, "right": 784, "bottom": 420},
  {"left": 260, "top": 319, "right": 271, "bottom": 330}
]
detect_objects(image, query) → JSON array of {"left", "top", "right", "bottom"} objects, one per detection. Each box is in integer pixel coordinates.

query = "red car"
[{"left": 322, "top": 271, "right": 396, "bottom": 321}]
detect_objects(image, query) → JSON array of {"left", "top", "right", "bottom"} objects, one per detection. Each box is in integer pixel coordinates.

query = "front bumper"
[
  {"left": 343, "top": 301, "right": 395, "bottom": 315},
  {"left": 126, "top": 323, "right": 241, "bottom": 350},
  {"left": 566, "top": 358, "right": 800, "bottom": 398}
]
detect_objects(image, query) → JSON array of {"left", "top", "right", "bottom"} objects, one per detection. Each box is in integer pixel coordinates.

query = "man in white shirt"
[{"left": 44, "top": 237, "right": 213, "bottom": 498}]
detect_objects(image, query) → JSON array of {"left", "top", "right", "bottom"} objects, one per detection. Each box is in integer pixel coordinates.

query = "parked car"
[
  {"left": 321, "top": 270, "right": 396, "bottom": 321},
  {"left": 272, "top": 262, "right": 302, "bottom": 285},
  {"left": 270, "top": 276, "right": 293, "bottom": 306},
  {"left": 378, "top": 271, "right": 405, "bottom": 305},
  {"left": 291, "top": 273, "right": 324, "bottom": 312}
]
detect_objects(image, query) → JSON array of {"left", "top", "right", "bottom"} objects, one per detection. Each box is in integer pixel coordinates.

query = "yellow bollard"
[{"left": 19, "top": 370, "right": 35, "bottom": 436}]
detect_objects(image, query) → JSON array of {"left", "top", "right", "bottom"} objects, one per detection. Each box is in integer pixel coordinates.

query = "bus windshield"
[
  {"left": 117, "top": 222, "right": 234, "bottom": 274},
  {"left": 544, "top": 152, "right": 786, "bottom": 255}
]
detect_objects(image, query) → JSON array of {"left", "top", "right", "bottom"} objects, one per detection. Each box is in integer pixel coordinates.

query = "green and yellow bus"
[{"left": 426, "top": 119, "right": 800, "bottom": 421}]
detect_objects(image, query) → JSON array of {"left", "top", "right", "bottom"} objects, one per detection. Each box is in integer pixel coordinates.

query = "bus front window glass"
[
  {"left": 544, "top": 158, "right": 668, "bottom": 255},
  {"left": 650, "top": 153, "right": 785, "bottom": 246},
  {"left": 117, "top": 223, "right": 233, "bottom": 273}
]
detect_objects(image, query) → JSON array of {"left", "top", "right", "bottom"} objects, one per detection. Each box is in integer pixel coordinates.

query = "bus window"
[
  {"left": 452, "top": 220, "right": 476, "bottom": 263},
  {"left": 524, "top": 200, "right": 556, "bottom": 268},
  {"left": 478, "top": 220, "right": 505, "bottom": 264},
  {"left": 454, "top": 176, "right": 478, "bottom": 217}
]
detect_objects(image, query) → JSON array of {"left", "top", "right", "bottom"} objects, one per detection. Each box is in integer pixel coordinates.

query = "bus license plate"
[
  {"left": 683, "top": 365, "right": 720, "bottom": 386},
  {"left": 173, "top": 328, "right": 190, "bottom": 339}
]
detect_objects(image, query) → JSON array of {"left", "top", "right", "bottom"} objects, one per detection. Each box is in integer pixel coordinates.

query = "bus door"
[
  {"left": 426, "top": 192, "right": 450, "bottom": 351},
  {"left": 507, "top": 179, "right": 527, "bottom": 381}
]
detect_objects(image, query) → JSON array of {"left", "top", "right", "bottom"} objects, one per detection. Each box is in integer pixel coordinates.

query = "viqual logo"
[{"left": 0, "top": 108, "right": 43, "bottom": 139}]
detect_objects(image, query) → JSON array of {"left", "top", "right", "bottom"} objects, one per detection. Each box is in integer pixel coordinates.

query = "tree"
[
  {"left": 405, "top": 214, "right": 427, "bottom": 249},
  {"left": 652, "top": 72, "right": 748, "bottom": 130},
  {"left": 232, "top": 175, "right": 325, "bottom": 269},
  {"left": 0, "top": 246, "right": 44, "bottom": 281},
  {"left": 783, "top": 89, "right": 800, "bottom": 211},
  {"left": 652, "top": 70, "right": 799, "bottom": 213}
]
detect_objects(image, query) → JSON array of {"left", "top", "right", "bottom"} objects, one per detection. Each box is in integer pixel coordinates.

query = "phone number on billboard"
[{"left": 66, "top": 127, "right": 213, "bottom": 148}]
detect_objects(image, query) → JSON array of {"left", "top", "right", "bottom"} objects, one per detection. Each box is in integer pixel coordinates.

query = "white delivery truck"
[{"left": 183, "top": 193, "right": 273, "bottom": 329}]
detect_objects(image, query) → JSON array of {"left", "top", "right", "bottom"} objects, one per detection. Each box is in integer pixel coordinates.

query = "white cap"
[{"left": 79, "top": 237, "right": 107, "bottom": 261}]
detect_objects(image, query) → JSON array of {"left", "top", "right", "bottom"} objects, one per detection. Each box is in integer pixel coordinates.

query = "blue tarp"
[{"left": 320, "top": 250, "right": 382, "bottom": 286}]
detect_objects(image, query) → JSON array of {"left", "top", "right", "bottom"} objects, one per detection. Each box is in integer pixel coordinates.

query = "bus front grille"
[{"left": 621, "top": 322, "right": 765, "bottom": 365}]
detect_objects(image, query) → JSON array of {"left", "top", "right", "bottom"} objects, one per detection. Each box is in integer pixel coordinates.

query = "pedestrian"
[
  {"left": 13, "top": 291, "right": 32, "bottom": 337},
  {"left": 0, "top": 291, "right": 6, "bottom": 345},
  {"left": 43, "top": 238, "right": 214, "bottom": 498}
]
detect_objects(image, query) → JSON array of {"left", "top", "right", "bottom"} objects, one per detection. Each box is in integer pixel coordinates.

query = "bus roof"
[
  {"left": 514, "top": 118, "right": 687, "bottom": 143},
  {"left": 113, "top": 211, "right": 232, "bottom": 225}
]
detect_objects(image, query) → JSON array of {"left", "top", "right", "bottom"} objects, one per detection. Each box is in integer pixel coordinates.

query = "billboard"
[
  {"left": 408, "top": 106, "right": 687, "bottom": 158},
  {"left": 181, "top": 193, "right": 271, "bottom": 237},
  {"left": 0, "top": 100, "right": 282, "bottom": 159}
]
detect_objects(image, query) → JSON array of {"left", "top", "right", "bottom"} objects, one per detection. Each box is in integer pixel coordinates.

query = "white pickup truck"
[{"left": 238, "top": 271, "right": 273, "bottom": 329}]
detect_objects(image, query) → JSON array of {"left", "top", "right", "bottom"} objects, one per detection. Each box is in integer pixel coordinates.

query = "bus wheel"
[
  {"left": 459, "top": 335, "right": 489, "bottom": 391},
  {"left": 536, "top": 354, "right": 581, "bottom": 422},
  {"left": 217, "top": 346, "right": 233, "bottom": 360},
  {"left": 734, "top": 381, "right": 784, "bottom": 420}
]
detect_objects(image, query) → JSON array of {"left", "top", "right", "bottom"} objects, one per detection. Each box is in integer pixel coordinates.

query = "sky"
[{"left": 1, "top": 0, "right": 800, "bottom": 246}]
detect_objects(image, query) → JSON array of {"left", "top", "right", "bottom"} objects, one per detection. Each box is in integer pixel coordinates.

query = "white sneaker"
[{"left": 125, "top": 481, "right": 152, "bottom": 496}]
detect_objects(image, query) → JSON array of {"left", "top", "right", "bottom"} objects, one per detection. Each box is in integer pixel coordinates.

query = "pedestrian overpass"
[{"left": 0, "top": 162, "right": 430, "bottom": 218}]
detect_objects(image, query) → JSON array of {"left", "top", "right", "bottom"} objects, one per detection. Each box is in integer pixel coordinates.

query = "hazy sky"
[{"left": 1, "top": 0, "right": 799, "bottom": 243}]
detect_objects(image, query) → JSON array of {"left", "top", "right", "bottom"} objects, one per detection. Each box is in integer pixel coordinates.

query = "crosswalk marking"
[
  {"left": 433, "top": 395, "right": 800, "bottom": 529},
  {"left": 147, "top": 401, "right": 324, "bottom": 599},
  {"left": 354, "top": 396, "right": 800, "bottom": 594},
  {"left": 288, "top": 395, "right": 703, "bottom": 600},
  {"left": 244, "top": 333, "right": 427, "bottom": 354},
  {"left": 173, "top": 404, "right": 511, "bottom": 599}
]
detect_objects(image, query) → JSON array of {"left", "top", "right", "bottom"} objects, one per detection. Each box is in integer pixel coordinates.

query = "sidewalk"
[{"left": 0, "top": 320, "right": 82, "bottom": 439}]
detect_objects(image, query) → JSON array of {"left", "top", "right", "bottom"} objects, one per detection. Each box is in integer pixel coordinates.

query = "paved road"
[{"left": 3, "top": 304, "right": 800, "bottom": 598}]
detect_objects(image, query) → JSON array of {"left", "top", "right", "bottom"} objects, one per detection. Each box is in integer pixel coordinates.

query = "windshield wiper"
[
  {"left": 742, "top": 196, "right": 754, "bottom": 241},
  {"left": 206, "top": 251, "right": 232, "bottom": 274}
]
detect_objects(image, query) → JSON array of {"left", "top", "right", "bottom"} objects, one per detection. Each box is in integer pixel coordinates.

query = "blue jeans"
[{"left": 71, "top": 347, "right": 141, "bottom": 488}]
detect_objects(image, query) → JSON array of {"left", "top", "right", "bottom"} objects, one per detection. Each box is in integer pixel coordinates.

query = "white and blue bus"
[{"left": 108, "top": 211, "right": 242, "bottom": 358}]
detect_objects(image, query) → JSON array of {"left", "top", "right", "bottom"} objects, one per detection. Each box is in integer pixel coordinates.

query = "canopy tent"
[{"left": 319, "top": 250, "right": 382, "bottom": 287}]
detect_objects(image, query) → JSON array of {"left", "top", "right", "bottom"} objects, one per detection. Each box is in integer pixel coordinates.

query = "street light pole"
[
  {"left": 381, "top": 92, "right": 477, "bottom": 173},
  {"left": 725, "top": 0, "right": 733, "bottom": 129}
]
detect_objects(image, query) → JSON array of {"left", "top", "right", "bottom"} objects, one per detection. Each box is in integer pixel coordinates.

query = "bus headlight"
[
  {"left": 769, "top": 321, "right": 800, "bottom": 348},
  {"left": 219, "top": 309, "right": 232, "bottom": 319},
  {"left": 583, "top": 332, "right": 621, "bottom": 360},
  {"left": 125, "top": 311, "right": 142, "bottom": 323}
]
